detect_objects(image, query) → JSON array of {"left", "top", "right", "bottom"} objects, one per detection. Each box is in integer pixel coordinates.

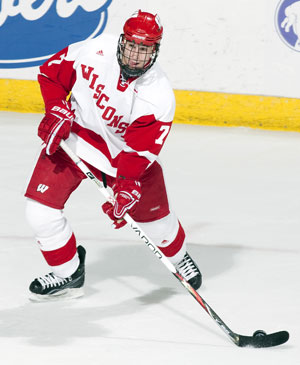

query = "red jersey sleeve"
[
  {"left": 38, "top": 47, "right": 77, "bottom": 110},
  {"left": 117, "top": 114, "right": 172, "bottom": 180}
]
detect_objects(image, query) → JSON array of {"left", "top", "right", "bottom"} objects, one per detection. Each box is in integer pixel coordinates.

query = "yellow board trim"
[
  {"left": 174, "top": 90, "right": 300, "bottom": 131},
  {"left": 1, "top": 79, "right": 300, "bottom": 132},
  {"left": 0, "top": 79, "right": 43, "bottom": 113}
]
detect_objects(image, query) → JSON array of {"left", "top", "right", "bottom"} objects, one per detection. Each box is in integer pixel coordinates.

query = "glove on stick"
[{"left": 102, "top": 177, "right": 141, "bottom": 229}]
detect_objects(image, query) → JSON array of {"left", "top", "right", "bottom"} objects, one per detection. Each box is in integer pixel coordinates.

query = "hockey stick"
[{"left": 60, "top": 140, "right": 289, "bottom": 348}]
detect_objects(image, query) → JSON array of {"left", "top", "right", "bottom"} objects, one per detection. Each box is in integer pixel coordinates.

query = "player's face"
[{"left": 122, "top": 40, "right": 154, "bottom": 70}]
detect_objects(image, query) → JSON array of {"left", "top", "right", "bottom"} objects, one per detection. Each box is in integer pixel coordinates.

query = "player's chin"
[{"left": 128, "top": 62, "right": 142, "bottom": 70}]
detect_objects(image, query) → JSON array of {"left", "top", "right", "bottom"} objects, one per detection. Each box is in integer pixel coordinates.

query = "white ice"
[{"left": 0, "top": 111, "right": 299, "bottom": 364}]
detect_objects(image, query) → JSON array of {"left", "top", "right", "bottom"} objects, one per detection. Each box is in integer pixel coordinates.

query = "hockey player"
[{"left": 25, "top": 10, "right": 202, "bottom": 301}]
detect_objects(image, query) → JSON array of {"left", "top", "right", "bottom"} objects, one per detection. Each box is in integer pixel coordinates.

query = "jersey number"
[
  {"left": 48, "top": 54, "right": 65, "bottom": 67},
  {"left": 155, "top": 126, "right": 170, "bottom": 145}
]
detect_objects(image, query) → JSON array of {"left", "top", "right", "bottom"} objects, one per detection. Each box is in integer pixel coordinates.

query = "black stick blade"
[{"left": 238, "top": 331, "right": 289, "bottom": 348}]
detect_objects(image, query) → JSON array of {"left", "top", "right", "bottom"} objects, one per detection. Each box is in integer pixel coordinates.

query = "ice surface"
[{"left": 0, "top": 112, "right": 299, "bottom": 364}]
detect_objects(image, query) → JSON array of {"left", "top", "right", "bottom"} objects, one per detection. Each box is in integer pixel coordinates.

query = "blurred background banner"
[
  {"left": 1, "top": 0, "right": 300, "bottom": 130},
  {"left": 0, "top": 0, "right": 112, "bottom": 68}
]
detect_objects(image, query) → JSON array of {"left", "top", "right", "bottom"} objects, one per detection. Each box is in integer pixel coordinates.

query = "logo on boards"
[
  {"left": 0, "top": 0, "right": 112, "bottom": 68},
  {"left": 275, "top": 0, "right": 300, "bottom": 51}
]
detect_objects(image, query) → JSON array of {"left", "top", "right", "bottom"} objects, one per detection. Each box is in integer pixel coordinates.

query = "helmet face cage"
[
  {"left": 117, "top": 34, "right": 160, "bottom": 79},
  {"left": 117, "top": 10, "right": 163, "bottom": 79}
]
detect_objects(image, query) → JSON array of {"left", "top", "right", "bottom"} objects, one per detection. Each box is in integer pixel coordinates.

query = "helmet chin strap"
[{"left": 120, "top": 68, "right": 133, "bottom": 81}]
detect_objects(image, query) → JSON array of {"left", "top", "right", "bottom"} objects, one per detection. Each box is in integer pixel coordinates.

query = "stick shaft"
[
  {"left": 60, "top": 140, "right": 175, "bottom": 272},
  {"left": 60, "top": 140, "right": 236, "bottom": 343}
]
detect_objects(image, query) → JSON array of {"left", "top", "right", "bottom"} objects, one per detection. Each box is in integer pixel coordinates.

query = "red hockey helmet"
[
  {"left": 117, "top": 10, "right": 163, "bottom": 78},
  {"left": 123, "top": 10, "right": 163, "bottom": 46}
]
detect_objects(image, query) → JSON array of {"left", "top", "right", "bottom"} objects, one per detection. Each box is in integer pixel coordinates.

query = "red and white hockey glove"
[
  {"left": 38, "top": 100, "right": 75, "bottom": 155},
  {"left": 102, "top": 177, "right": 142, "bottom": 229}
]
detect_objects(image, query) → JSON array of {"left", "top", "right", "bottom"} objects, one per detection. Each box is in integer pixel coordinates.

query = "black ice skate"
[
  {"left": 175, "top": 253, "right": 202, "bottom": 290},
  {"left": 29, "top": 245, "right": 86, "bottom": 302}
]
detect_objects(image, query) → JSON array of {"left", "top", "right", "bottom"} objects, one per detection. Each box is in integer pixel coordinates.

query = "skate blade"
[{"left": 29, "top": 287, "right": 84, "bottom": 302}]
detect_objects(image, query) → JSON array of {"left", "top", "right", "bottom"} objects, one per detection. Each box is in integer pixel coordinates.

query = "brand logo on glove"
[
  {"left": 132, "top": 190, "right": 141, "bottom": 199},
  {"left": 51, "top": 106, "right": 74, "bottom": 119},
  {"left": 0, "top": 0, "right": 112, "bottom": 68},
  {"left": 275, "top": 0, "right": 300, "bottom": 51}
]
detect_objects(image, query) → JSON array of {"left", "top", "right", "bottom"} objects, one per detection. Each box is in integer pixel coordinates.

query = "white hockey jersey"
[{"left": 38, "top": 34, "right": 175, "bottom": 179}]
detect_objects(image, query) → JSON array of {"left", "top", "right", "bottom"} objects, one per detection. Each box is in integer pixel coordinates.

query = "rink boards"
[{"left": 1, "top": 78, "right": 300, "bottom": 132}]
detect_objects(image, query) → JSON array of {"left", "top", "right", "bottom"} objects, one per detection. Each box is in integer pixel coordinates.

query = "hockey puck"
[{"left": 253, "top": 330, "right": 267, "bottom": 337}]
